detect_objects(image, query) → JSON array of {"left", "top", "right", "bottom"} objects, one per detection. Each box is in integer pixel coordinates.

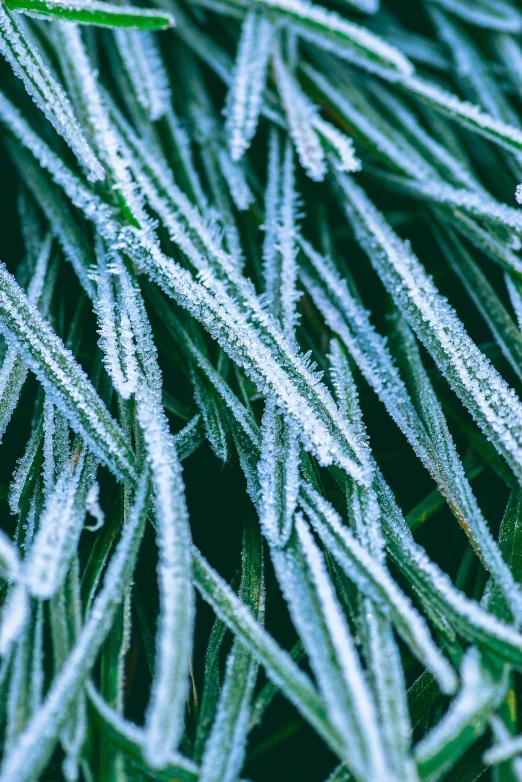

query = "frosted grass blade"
[
  {"left": 114, "top": 29, "right": 171, "bottom": 120},
  {"left": 225, "top": 11, "right": 273, "bottom": 161},
  {"left": 432, "top": 221, "right": 522, "bottom": 384},
  {"left": 138, "top": 384, "right": 194, "bottom": 768},
  {"left": 199, "top": 521, "right": 264, "bottom": 782},
  {"left": 258, "top": 398, "right": 300, "bottom": 548},
  {"left": 272, "top": 46, "right": 326, "bottom": 181},
  {"left": 0, "top": 89, "right": 366, "bottom": 484},
  {"left": 0, "top": 5, "right": 103, "bottom": 181},
  {"left": 0, "top": 470, "right": 149, "bottom": 782},
  {"left": 87, "top": 682, "right": 201, "bottom": 781},
  {"left": 0, "top": 264, "right": 135, "bottom": 482},
  {"left": 336, "top": 174, "right": 522, "bottom": 487},
  {"left": 429, "top": 0, "right": 522, "bottom": 32},
  {"left": 192, "top": 546, "right": 345, "bottom": 757},
  {"left": 207, "top": 0, "right": 414, "bottom": 75},
  {"left": 300, "top": 237, "right": 522, "bottom": 619},
  {"left": 415, "top": 649, "right": 508, "bottom": 781},
  {"left": 272, "top": 516, "right": 388, "bottom": 780},
  {"left": 6, "top": 0, "right": 173, "bottom": 29},
  {"left": 329, "top": 341, "right": 416, "bottom": 781},
  {"left": 23, "top": 448, "right": 98, "bottom": 599},
  {"left": 369, "top": 168, "right": 522, "bottom": 234},
  {"left": 302, "top": 485, "right": 457, "bottom": 694}
]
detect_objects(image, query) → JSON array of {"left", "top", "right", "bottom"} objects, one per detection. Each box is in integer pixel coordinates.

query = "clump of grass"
[{"left": 2, "top": 0, "right": 522, "bottom": 779}]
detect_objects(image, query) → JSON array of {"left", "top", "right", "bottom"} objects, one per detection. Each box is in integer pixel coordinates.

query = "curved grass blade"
[
  {"left": 302, "top": 485, "right": 457, "bottom": 694},
  {"left": 247, "top": 0, "right": 413, "bottom": 75},
  {"left": 0, "top": 88, "right": 369, "bottom": 483},
  {"left": 87, "top": 682, "right": 200, "bottom": 782},
  {"left": 415, "top": 648, "right": 508, "bottom": 782},
  {"left": 0, "top": 233, "right": 54, "bottom": 442}
]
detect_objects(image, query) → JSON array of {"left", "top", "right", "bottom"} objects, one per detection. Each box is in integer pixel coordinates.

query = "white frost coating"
[
  {"left": 193, "top": 547, "right": 345, "bottom": 756},
  {"left": 0, "top": 234, "right": 52, "bottom": 443},
  {"left": 0, "top": 348, "right": 26, "bottom": 443},
  {"left": 116, "top": 256, "right": 162, "bottom": 400},
  {"left": 23, "top": 451, "right": 87, "bottom": 599},
  {"left": 199, "top": 525, "right": 264, "bottom": 782},
  {"left": 328, "top": 341, "right": 414, "bottom": 779},
  {"left": 258, "top": 398, "right": 300, "bottom": 548},
  {"left": 328, "top": 341, "right": 381, "bottom": 552},
  {"left": 272, "top": 47, "right": 326, "bottom": 181},
  {"left": 225, "top": 11, "right": 273, "bottom": 161},
  {"left": 430, "top": 0, "right": 522, "bottom": 32},
  {"left": 313, "top": 118, "right": 361, "bottom": 174},
  {"left": 0, "top": 88, "right": 368, "bottom": 484},
  {"left": 5, "top": 617, "right": 31, "bottom": 754},
  {"left": 217, "top": 149, "right": 255, "bottom": 211},
  {"left": 0, "top": 7, "right": 103, "bottom": 181},
  {"left": 9, "top": 423, "right": 42, "bottom": 516},
  {"left": 301, "top": 239, "right": 522, "bottom": 617},
  {"left": 92, "top": 244, "right": 138, "bottom": 400},
  {"left": 255, "top": 0, "right": 413, "bottom": 75},
  {"left": 85, "top": 482, "right": 104, "bottom": 532},
  {"left": 179, "top": 327, "right": 259, "bottom": 447},
  {"left": 0, "top": 263, "right": 135, "bottom": 483},
  {"left": 27, "top": 232, "right": 53, "bottom": 304},
  {"left": 367, "top": 80, "right": 480, "bottom": 191},
  {"left": 485, "top": 726, "right": 522, "bottom": 765},
  {"left": 0, "top": 584, "right": 29, "bottom": 656},
  {"left": 87, "top": 681, "right": 201, "bottom": 775},
  {"left": 105, "top": 132, "right": 369, "bottom": 481},
  {"left": 399, "top": 72, "right": 522, "bottom": 154},
  {"left": 281, "top": 515, "right": 388, "bottom": 780},
  {"left": 415, "top": 648, "right": 507, "bottom": 768},
  {"left": 300, "top": 238, "right": 433, "bottom": 468},
  {"left": 42, "top": 396, "right": 56, "bottom": 497},
  {"left": 115, "top": 29, "right": 171, "bottom": 121},
  {"left": 0, "top": 530, "right": 21, "bottom": 581},
  {"left": 54, "top": 23, "right": 151, "bottom": 232},
  {"left": 141, "top": 243, "right": 368, "bottom": 481},
  {"left": 138, "top": 385, "right": 194, "bottom": 768},
  {"left": 278, "top": 142, "right": 300, "bottom": 335},
  {"left": 262, "top": 128, "right": 281, "bottom": 308},
  {"left": 0, "top": 471, "right": 149, "bottom": 782},
  {"left": 199, "top": 646, "right": 257, "bottom": 782},
  {"left": 302, "top": 486, "right": 457, "bottom": 694},
  {"left": 505, "top": 273, "right": 522, "bottom": 332},
  {"left": 379, "top": 171, "right": 522, "bottom": 233},
  {"left": 378, "top": 472, "right": 522, "bottom": 662},
  {"left": 337, "top": 174, "right": 522, "bottom": 486}
]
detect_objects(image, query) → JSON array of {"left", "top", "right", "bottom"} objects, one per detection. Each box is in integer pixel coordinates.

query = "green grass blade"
[{"left": 6, "top": 0, "right": 173, "bottom": 29}]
